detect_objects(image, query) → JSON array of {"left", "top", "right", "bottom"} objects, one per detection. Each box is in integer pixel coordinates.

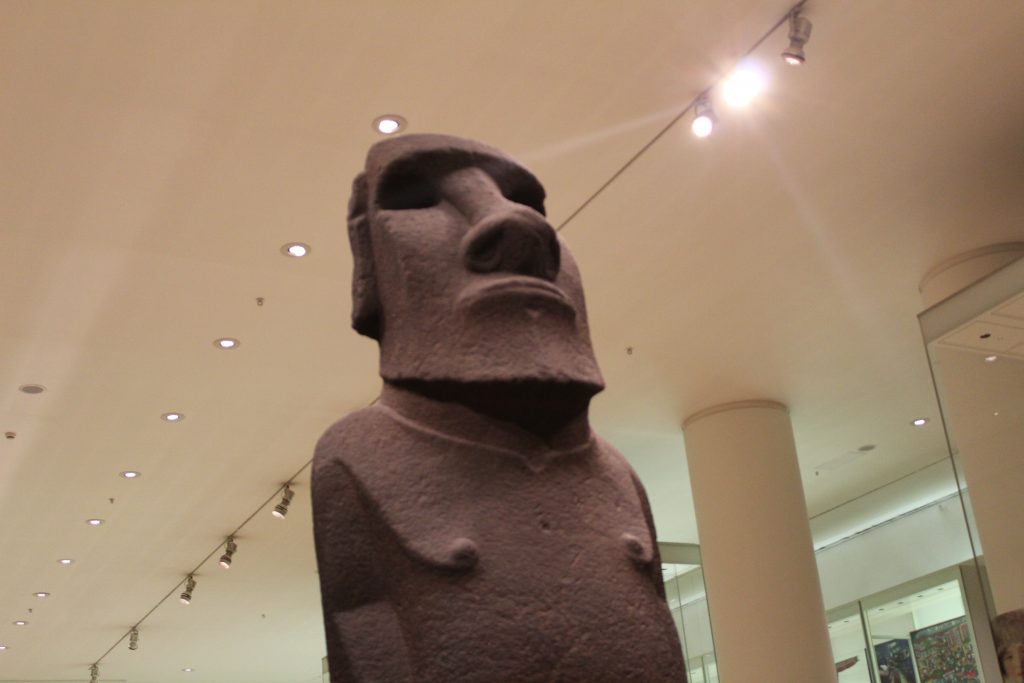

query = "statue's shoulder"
[{"left": 314, "top": 404, "right": 408, "bottom": 468}]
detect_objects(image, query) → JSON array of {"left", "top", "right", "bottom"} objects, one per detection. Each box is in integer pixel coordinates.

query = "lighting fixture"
[
  {"left": 183, "top": 667, "right": 194, "bottom": 672},
  {"left": 722, "top": 63, "right": 766, "bottom": 107},
  {"left": 691, "top": 97, "right": 716, "bottom": 138},
  {"left": 373, "top": 115, "right": 406, "bottom": 135},
  {"left": 280, "top": 242, "right": 310, "bottom": 258},
  {"left": 161, "top": 412, "right": 184, "bottom": 422},
  {"left": 129, "top": 626, "right": 139, "bottom": 651},
  {"left": 180, "top": 575, "right": 197, "bottom": 605},
  {"left": 33, "top": 592, "right": 49, "bottom": 598},
  {"left": 214, "top": 337, "right": 239, "bottom": 350},
  {"left": 58, "top": 558, "right": 74, "bottom": 565},
  {"left": 90, "top": 664, "right": 99, "bottom": 683},
  {"left": 0, "top": 644, "right": 7, "bottom": 650},
  {"left": 219, "top": 536, "right": 237, "bottom": 569},
  {"left": 18, "top": 384, "right": 46, "bottom": 394},
  {"left": 912, "top": 418, "right": 929, "bottom": 427},
  {"left": 120, "top": 470, "right": 140, "bottom": 479},
  {"left": 87, "top": 518, "right": 104, "bottom": 526},
  {"left": 781, "top": 11, "right": 812, "bottom": 65},
  {"left": 272, "top": 486, "right": 294, "bottom": 519},
  {"left": 13, "top": 621, "right": 27, "bottom": 626},
  {"left": 985, "top": 354, "right": 998, "bottom": 362}
]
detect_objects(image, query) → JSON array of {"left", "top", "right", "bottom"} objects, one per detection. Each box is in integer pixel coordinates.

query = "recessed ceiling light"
[
  {"left": 722, "top": 64, "right": 766, "bottom": 107},
  {"left": 280, "top": 242, "right": 310, "bottom": 258},
  {"left": 121, "top": 470, "right": 140, "bottom": 479},
  {"left": 58, "top": 558, "right": 74, "bottom": 565},
  {"left": 0, "top": 644, "right": 7, "bottom": 650},
  {"left": 87, "top": 518, "right": 104, "bottom": 526},
  {"left": 373, "top": 114, "right": 406, "bottom": 135},
  {"left": 183, "top": 667, "right": 194, "bottom": 672},
  {"left": 984, "top": 355, "right": 998, "bottom": 362},
  {"left": 33, "top": 592, "right": 49, "bottom": 598},
  {"left": 19, "top": 384, "right": 46, "bottom": 394},
  {"left": 214, "top": 337, "right": 239, "bottom": 350},
  {"left": 691, "top": 96, "right": 716, "bottom": 138},
  {"left": 13, "top": 621, "right": 27, "bottom": 626},
  {"left": 857, "top": 444, "right": 876, "bottom": 452},
  {"left": 912, "top": 418, "right": 929, "bottom": 427},
  {"left": 161, "top": 412, "right": 184, "bottom": 422}
]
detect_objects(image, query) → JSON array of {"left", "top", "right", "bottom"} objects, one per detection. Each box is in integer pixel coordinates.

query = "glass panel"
[
  {"left": 662, "top": 563, "right": 716, "bottom": 682},
  {"left": 828, "top": 602, "right": 873, "bottom": 682},
  {"left": 863, "top": 571, "right": 984, "bottom": 683}
]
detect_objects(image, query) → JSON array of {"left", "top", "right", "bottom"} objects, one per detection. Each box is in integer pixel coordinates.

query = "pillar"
[
  {"left": 919, "top": 243, "right": 1024, "bottom": 617},
  {"left": 682, "top": 401, "right": 836, "bottom": 683}
]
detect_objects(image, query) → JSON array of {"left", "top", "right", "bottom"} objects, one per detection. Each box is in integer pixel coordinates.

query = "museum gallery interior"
[{"left": 1, "top": 2, "right": 1023, "bottom": 682}]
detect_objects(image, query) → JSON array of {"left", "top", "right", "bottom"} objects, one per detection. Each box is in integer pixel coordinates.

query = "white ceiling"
[{"left": 2, "top": 1, "right": 1023, "bottom": 681}]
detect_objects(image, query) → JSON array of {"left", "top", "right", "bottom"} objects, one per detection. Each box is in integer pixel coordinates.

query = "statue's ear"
[{"left": 347, "top": 173, "right": 381, "bottom": 340}]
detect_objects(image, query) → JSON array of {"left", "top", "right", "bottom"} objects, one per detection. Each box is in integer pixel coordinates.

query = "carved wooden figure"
[{"left": 312, "top": 134, "right": 687, "bottom": 682}]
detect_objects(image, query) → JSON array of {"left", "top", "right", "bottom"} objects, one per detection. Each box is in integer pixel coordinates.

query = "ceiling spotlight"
[
  {"left": 219, "top": 536, "right": 238, "bottom": 569},
  {"left": 272, "top": 485, "right": 294, "bottom": 519},
  {"left": 912, "top": 417, "right": 930, "bottom": 427},
  {"left": 87, "top": 518, "right": 104, "bottom": 526},
  {"left": 0, "top": 644, "right": 7, "bottom": 650},
  {"left": 722, "top": 63, "right": 766, "bottom": 107},
  {"left": 161, "top": 412, "right": 184, "bottom": 422},
  {"left": 183, "top": 668, "right": 195, "bottom": 673},
  {"left": 984, "top": 354, "right": 998, "bottom": 362},
  {"left": 180, "top": 575, "right": 197, "bottom": 605},
  {"left": 120, "top": 470, "right": 141, "bottom": 479},
  {"left": 90, "top": 664, "right": 99, "bottom": 683},
  {"left": 691, "top": 97, "right": 716, "bottom": 138},
  {"left": 373, "top": 115, "right": 406, "bottom": 135},
  {"left": 281, "top": 242, "right": 310, "bottom": 258},
  {"left": 781, "top": 11, "right": 813, "bottom": 65},
  {"left": 58, "top": 558, "right": 74, "bottom": 565},
  {"left": 13, "top": 621, "right": 27, "bottom": 626},
  {"left": 33, "top": 592, "right": 49, "bottom": 598},
  {"left": 129, "top": 626, "right": 139, "bottom": 651},
  {"left": 214, "top": 337, "right": 239, "bottom": 350},
  {"left": 18, "top": 384, "right": 46, "bottom": 394}
]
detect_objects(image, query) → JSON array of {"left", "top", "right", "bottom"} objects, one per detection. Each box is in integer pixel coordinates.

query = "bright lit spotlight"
[
  {"left": 691, "top": 97, "right": 716, "bottom": 138},
  {"left": 911, "top": 418, "right": 929, "bottom": 427},
  {"left": 214, "top": 338, "right": 239, "bottom": 350},
  {"left": 722, "top": 64, "right": 766, "bottom": 107}
]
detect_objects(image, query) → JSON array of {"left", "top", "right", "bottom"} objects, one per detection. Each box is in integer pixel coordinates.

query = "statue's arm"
[
  {"left": 312, "top": 439, "right": 414, "bottom": 683},
  {"left": 630, "top": 470, "right": 668, "bottom": 600}
]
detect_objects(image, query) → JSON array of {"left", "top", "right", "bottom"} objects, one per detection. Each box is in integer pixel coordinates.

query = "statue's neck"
[{"left": 380, "top": 381, "right": 593, "bottom": 454}]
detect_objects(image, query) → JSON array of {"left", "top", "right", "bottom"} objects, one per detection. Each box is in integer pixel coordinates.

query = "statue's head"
[{"left": 347, "top": 134, "right": 604, "bottom": 401}]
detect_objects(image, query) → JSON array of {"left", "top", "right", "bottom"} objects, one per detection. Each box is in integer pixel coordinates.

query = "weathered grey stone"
[{"left": 313, "top": 134, "right": 686, "bottom": 682}]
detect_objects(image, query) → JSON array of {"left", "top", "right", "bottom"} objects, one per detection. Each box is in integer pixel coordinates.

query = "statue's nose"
[
  {"left": 441, "top": 167, "right": 560, "bottom": 281},
  {"left": 460, "top": 209, "right": 560, "bottom": 281}
]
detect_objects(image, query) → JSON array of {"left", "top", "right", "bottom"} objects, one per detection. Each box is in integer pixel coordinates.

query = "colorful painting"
[
  {"left": 910, "top": 616, "right": 980, "bottom": 682},
  {"left": 875, "top": 638, "right": 917, "bottom": 683}
]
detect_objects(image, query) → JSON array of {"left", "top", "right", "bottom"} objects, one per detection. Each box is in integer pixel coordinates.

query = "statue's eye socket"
[
  {"left": 501, "top": 181, "right": 546, "bottom": 216},
  {"left": 378, "top": 172, "right": 440, "bottom": 210}
]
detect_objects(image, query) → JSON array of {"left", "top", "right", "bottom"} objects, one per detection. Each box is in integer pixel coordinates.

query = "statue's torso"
[{"left": 313, "top": 404, "right": 686, "bottom": 682}]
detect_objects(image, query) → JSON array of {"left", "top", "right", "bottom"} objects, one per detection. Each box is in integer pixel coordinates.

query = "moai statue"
[{"left": 312, "top": 134, "right": 687, "bottom": 682}]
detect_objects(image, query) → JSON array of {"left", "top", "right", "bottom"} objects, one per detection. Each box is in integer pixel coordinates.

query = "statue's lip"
[{"left": 458, "top": 276, "right": 573, "bottom": 311}]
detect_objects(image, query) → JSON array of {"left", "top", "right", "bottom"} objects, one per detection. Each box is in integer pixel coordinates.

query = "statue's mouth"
[{"left": 457, "top": 276, "right": 575, "bottom": 316}]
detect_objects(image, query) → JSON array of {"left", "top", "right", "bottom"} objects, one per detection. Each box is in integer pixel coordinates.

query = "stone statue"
[{"left": 312, "top": 134, "right": 687, "bottom": 682}]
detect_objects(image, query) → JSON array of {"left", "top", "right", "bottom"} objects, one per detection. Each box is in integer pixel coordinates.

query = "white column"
[{"left": 683, "top": 401, "right": 836, "bottom": 683}]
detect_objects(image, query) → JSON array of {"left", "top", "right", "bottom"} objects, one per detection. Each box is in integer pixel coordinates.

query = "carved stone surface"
[{"left": 312, "top": 134, "right": 687, "bottom": 682}]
